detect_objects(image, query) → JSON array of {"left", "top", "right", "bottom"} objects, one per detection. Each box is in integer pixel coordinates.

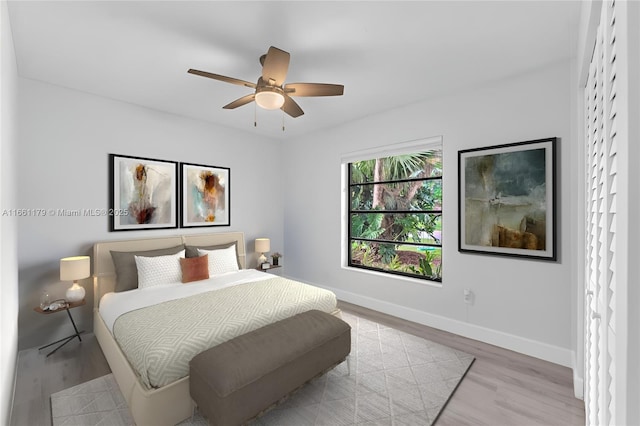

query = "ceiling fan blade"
[
  {"left": 284, "top": 83, "right": 344, "bottom": 97},
  {"left": 188, "top": 69, "right": 256, "bottom": 89},
  {"left": 281, "top": 95, "right": 304, "bottom": 118},
  {"left": 223, "top": 94, "right": 256, "bottom": 109},
  {"left": 261, "top": 46, "right": 290, "bottom": 86}
]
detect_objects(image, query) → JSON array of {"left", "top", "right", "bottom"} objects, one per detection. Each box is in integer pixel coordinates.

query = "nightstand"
[
  {"left": 34, "top": 299, "right": 85, "bottom": 357},
  {"left": 256, "top": 264, "right": 282, "bottom": 273}
]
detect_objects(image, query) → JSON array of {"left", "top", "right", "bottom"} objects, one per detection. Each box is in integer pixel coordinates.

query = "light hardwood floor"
[{"left": 10, "top": 301, "right": 585, "bottom": 426}]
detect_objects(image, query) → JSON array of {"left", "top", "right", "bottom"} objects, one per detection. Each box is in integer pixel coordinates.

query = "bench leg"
[
  {"left": 191, "top": 401, "right": 197, "bottom": 423},
  {"left": 346, "top": 355, "right": 352, "bottom": 376}
]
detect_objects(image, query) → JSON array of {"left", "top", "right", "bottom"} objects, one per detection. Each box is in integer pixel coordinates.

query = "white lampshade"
[
  {"left": 60, "top": 256, "right": 90, "bottom": 281},
  {"left": 255, "top": 90, "right": 285, "bottom": 110},
  {"left": 61, "top": 256, "right": 90, "bottom": 303},
  {"left": 255, "top": 238, "right": 270, "bottom": 253},
  {"left": 255, "top": 238, "right": 270, "bottom": 266}
]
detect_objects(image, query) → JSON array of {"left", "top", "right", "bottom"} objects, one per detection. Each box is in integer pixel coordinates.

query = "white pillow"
[
  {"left": 135, "top": 250, "right": 185, "bottom": 289},
  {"left": 198, "top": 245, "right": 240, "bottom": 275}
]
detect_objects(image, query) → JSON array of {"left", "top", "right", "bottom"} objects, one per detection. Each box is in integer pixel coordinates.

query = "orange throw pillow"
[{"left": 180, "top": 254, "right": 209, "bottom": 283}]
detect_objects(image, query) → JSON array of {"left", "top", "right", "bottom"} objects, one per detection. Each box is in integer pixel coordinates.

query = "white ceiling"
[{"left": 7, "top": 1, "right": 581, "bottom": 140}]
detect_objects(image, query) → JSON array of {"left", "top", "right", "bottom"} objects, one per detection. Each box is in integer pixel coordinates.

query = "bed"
[{"left": 93, "top": 232, "right": 340, "bottom": 426}]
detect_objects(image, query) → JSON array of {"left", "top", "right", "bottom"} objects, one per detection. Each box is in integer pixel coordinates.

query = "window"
[{"left": 347, "top": 146, "right": 443, "bottom": 282}]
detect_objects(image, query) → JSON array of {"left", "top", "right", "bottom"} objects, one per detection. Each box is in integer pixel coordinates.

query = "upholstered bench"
[{"left": 189, "top": 309, "right": 351, "bottom": 426}]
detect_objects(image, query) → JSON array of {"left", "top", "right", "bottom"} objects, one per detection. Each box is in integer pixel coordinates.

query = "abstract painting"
[
  {"left": 458, "top": 138, "right": 557, "bottom": 260},
  {"left": 180, "top": 162, "right": 230, "bottom": 227},
  {"left": 109, "top": 154, "right": 178, "bottom": 231}
]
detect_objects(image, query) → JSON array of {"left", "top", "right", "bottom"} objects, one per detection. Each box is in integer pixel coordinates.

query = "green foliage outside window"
[{"left": 348, "top": 149, "right": 443, "bottom": 282}]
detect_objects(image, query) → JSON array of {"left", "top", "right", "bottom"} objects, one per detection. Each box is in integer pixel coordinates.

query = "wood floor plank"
[
  {"left": 10, "top": 333, "right": 110, "bottom": 426},
  {"left": 10, "top": 301, "right": 585, "bottom": 426}
]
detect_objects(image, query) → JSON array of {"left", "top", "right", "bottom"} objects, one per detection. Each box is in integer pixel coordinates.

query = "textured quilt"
[{"left": 113, "top": 276, "right": 337, "bottom": 389}]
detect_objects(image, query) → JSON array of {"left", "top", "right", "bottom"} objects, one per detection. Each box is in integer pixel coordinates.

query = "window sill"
[{"left": 341, "top": 265, "right": 443, "bottom": 289}]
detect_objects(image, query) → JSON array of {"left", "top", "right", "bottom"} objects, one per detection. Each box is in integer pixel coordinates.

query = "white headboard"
[{"left": 93, "top": 232, "right": 246, "bottom": 309}]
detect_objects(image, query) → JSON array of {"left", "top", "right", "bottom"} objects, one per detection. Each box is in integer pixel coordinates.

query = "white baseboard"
[
  {"left": 573, "top": 371, "right": 584, "bottom": 400},
  {"left": 312, "top": 282, "right": 574, "bottom": 368},
  {"left": 572, "top": 352, "right": 584, "bottom": 400},
  {"left": 7, "top": 350, "right": 18, "bottom": 426}
]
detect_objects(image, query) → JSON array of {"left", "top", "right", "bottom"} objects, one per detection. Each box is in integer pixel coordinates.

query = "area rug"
[{"left": 51, "top": 312, "right": 474, "bottom": 426}]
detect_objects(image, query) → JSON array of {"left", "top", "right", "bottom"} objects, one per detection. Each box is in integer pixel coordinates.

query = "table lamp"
[
  {"left": 61, "top": 256, "right": 90, "bottom": 303},
  {"left": 255, "top": 238, "right": 270, "bottom": 266}
]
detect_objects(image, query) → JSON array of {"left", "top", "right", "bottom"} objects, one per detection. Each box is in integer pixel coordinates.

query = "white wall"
[
  {"left": 283, "top": 61, "right": 574, "bottom": 366},
  {"left": 16, "top": 79, "right": 284, "bottom": 350},
  {"left": 627, "top": 3, "right": 640, "bottom": 422},
  {"left": 618, "top": 2, "right": 640, "bottom": 423},
  {"left": 1, "top": 0, "right": 20, "bottom": 423}
]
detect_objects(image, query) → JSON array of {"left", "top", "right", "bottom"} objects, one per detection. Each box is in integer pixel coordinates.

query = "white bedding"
[
  {"left": 104, "top": 272, "right": 338, "bottom": 388},
  {"left": 99, "top": 269, "right": 271, "bottom": 333}
]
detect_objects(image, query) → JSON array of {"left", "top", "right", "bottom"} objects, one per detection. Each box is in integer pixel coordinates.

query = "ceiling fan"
[{"left": 188, "top": 46, "right": 344, "bottom": 118}]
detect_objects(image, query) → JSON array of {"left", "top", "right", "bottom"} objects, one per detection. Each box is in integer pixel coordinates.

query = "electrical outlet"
[{"left": 463, "top": 289, "right": 473, "bottom": 304}]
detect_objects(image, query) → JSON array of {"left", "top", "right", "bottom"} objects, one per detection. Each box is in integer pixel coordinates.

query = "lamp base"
[
  {"left": 65, "top": 282, "right": 85, "bottom": 303},
  {"left": 258, "top": 253, "right": 267, "bottom": 266}
]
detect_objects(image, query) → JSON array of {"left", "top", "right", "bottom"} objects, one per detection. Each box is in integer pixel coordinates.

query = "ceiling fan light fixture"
[
  {"left": 189, "top": 46, "right": 343, "bottom": 119},
  {"left": 255, "top": 87, "right": 285, "bottom": 110}
]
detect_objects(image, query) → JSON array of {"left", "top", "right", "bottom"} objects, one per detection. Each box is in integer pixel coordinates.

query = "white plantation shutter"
[
  {"left": 583, "top": 1, "right": 627, "bottom": 425},
  {"left": 584, "top": 22, "right": 604, "bottom": 425}
]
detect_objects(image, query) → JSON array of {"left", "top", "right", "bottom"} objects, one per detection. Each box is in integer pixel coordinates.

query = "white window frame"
[{"left": 340, "top": 136, "right": 443, "bottom": 285}]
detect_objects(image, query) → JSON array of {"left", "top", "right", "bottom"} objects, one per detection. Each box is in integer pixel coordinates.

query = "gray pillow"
[
  {"left": 110, "top": 244, "right": 186, "bottom": 292},
  {"left": 185, "top": 241, "right": 241, "bottom": 269}
]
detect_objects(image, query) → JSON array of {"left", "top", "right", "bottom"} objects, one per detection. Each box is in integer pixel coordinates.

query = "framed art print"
[
  {"left": 458, "top": 137, "right": 557, "bottom": 261},
  {"left": 109, "top": 154, "right": 178, "bottom": 231},
  {"left": 180, "top": 162, "right": 230, "bottom": 227}
]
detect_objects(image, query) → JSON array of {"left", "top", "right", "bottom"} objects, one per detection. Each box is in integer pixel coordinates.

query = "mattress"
[{"left": 99, "top": 270, "right": 337, "bottom": 389}]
